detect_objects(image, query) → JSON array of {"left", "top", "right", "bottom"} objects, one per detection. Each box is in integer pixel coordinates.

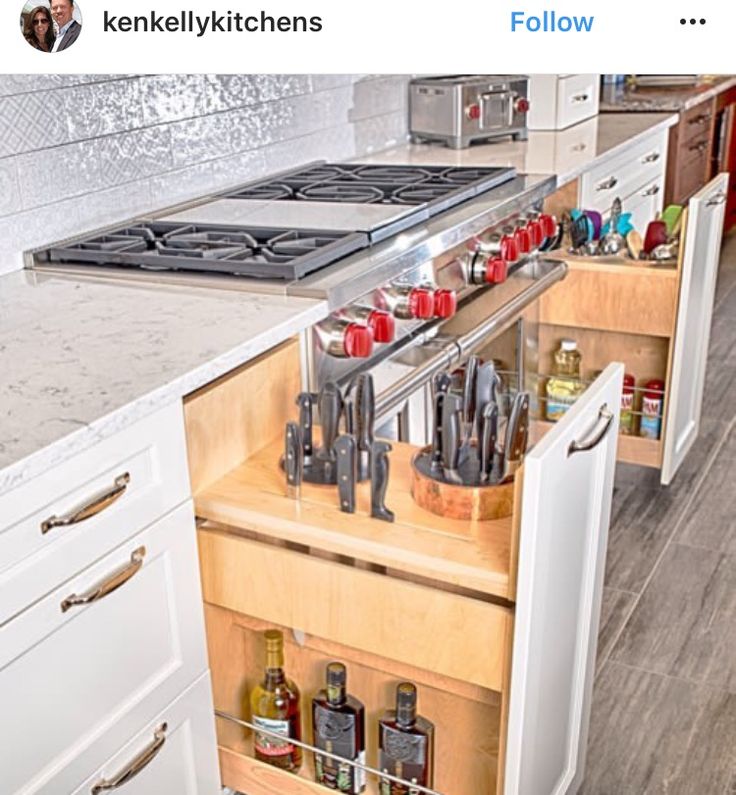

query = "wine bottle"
[
  {"left": 250, "top": 629, "right": 302, "bottom": 772},
  {"left": 378, "top": 682, "right": 434, "bottom": 795},
  {"left": 312, "top": 662, "right": 366, "bottom": 793}
]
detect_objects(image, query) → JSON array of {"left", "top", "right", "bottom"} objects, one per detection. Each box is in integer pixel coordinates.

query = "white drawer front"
[
  {"left": 556, "top": 73, "right": 599, "bottom": 129},
  {"left": 0, "top": 402, "right": 191, "bottom": 626},
  {"left": 0, "top": 501, "right": 208, "bottom": 795},
  {"left": 626, "top": 178, "right": 666, "bottom": 232},
  {"left": 581, "top": 131, "right": 668, "bottom": 212},
  {"left": 71, "top": 673, "right": 220, "bottom": 795}
]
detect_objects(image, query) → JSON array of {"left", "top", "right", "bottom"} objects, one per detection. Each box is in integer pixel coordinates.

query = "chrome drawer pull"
[
  {"left": 688, "top": 141, "right": 709, "bottom": 153},
  {"left": 568, "top": 405, "right": 614, "bottom": 457},
  {"left": 571, "top": 93, "right": 589, "bottom": 103},
  {"left": 91, "top": 723, "right": 167, "bottom": 793},
  {"left": 643, "top": 185, "right": 660, "bottom": 196},
  {"left": 688, "top": 113, "right": 711, "bottom": 125},
  {"left": 596, "top": 177, "right": 617, "bottom": 191},
  {"left": 61, "top": 546, "right": 145, "bottom": 613},
  {"left": 642, "top": 152, "right": 660, "bottom": 163},
  {"left": 706, "top": 192, "right": 727, "bottom": 206},
  {"left": 41, "top": 472, "right": 131, "bottom": 534}
]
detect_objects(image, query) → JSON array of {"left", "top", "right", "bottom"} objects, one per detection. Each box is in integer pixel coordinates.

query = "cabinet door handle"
[
  {"left": 688, "top": 113, "right": 711, "bottom": 126},
  {"left": 570, "top": 142, "right": 587, "bottom": 152},
  {"left": 706, "top": 192, "right": 727, "bottom": 206},
  {"left": 643, "top": 184, "right": 660, "bottom": 197},
  {"left": 41, "top": 472, "right": 131, "bottom": 534},
  {"left": 688, "top": 141, "right": 709, "bottom": 153},
  {"left": 596, "top": 177, "right": 618, "bottom": 191},
  {"left": 91, "top": 723, "right": 167, "bottom": 793},
  {"left": 642, "top": 152, "right": 660, "bottom": 163},
  {"left": 571, "top": 93, "right": 589, "bottom": 103},
  {"left": 61, "top": 546, "right": 145, "bottom": 613},
  {"left": 568, "top": 405, "right": 614, "bottom": 457}
]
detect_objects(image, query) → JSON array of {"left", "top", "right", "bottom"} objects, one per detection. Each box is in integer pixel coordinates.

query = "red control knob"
[
  {"left": 514, "top": 227, "right": 532, "bottom": 254},
  {"left": 515, "top": 97, "right": 530, "bottom": 113},
  {"left": 466, "top": 103, "right": 481, "bottom": 120},
  {"left": 527, "top": 219, "right": 544, "bottom": 248},
  {"left": 539, "top": 213, "right": 558, "bottom": 238},
  {"left": 366, "top": 310, "right": 395, "bottom": 343},
  {"left": 485, "top": 257, "right": 508, "bottom": 284},
  {"left": 433, "top": 289, "right": 457, "bottom": 319},
  {"left": 409, "top": 287, "right": 435, "bottom": 319},
  {"left": 344, "top": 323, "right": 374, "bottom": 358},
  {"left": 501, "top": 234, "right": 519, "bottom": 262}
]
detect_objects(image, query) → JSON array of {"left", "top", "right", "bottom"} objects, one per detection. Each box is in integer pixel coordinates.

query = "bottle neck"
[
  {"left": 264, "top": 666, "right": 285, "bottom": 688},
  {"left": 327, "top": 683, "right": 346, "bottom": 706},
  {"left": 396, "top": 705, "right": 416, "bottom": 728}
]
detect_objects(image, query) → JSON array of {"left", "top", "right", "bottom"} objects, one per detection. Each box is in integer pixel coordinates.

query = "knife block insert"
[{"left": 410, "top": 446, "right": 514, "bottom": 521}]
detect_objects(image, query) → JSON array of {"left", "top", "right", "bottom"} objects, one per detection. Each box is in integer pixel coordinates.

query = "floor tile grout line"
[
  {"left": 604, "top": 658, "right": 736, "bottom": 693},
  {"left": 597, "top": 413, "right": 736, "bottom": 676}
]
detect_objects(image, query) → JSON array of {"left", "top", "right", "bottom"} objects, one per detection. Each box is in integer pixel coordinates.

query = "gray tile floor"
[{"left": 582, "top": 231, "right": 736, "bottom": 794}]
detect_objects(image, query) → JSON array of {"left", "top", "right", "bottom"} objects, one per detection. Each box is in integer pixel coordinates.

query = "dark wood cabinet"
[
  {"left": 713, "top": 86, "right": 736, "bottom": 231},
  {"left": 664, "top": 98, "right": 716, "bottom": 206}
]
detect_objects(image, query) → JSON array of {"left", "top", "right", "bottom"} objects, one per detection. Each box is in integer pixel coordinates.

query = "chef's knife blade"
[
  {"left": 356, "top": 373, "right": 375, "bottom": 481},
  {"left": 474, "top": 362, "right": 497, "bottom": 439},
  {"left": 284, "top": 421, "right": 302, "bottom": 500},
  {"left": 480, "top": 402, "right": 499, "bottom": 483},
  {"left": 502, "top": 391, "right": 530, "bottom": 482},
  {"left": 316, "top": 382, "right": 342, "bottom": 462},
  {"left": 295, "top": 392, "right": 313, "bottom": 464},
  {"left": 441, "top": 393, "right": 463, "bottom": 482},
  {"left": 334, "top": 434, "right": 357, "bottom": 514},
  {"left": 370, "top": 440, "right": 395, "bottom": 522}
]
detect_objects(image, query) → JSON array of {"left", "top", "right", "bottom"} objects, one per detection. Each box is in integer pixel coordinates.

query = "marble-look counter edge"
[
  {"left": 600, "top": 76, "right": 736, "bottom": 113},
  {"left": 0, "top": 295, "right": 327, "bottom": 498}
]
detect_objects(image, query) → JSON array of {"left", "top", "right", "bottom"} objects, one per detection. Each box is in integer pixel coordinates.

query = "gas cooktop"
[
  {"left": 40, "top": 221, "right": 368, "bottom": 280},
  {"left": 228, "top": 163, "right": 516, "bottom": 216}
]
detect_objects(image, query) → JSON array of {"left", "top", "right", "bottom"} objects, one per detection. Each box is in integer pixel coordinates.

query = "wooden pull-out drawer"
[{"left": 199, "top": 526, "right": 512, "bottom": 693}]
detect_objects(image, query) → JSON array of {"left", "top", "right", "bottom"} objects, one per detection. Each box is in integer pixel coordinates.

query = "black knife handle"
[
  {"left": 432, "top": 370, "right": 452, "bottom": 399},
  {"left": 463, "top": 355, "right": 480, "bottom": 426},
  {"left": 442, "top": 393, "right": 463, "bottom": 472},
  {"left": 284, "top": 422, "right": 302, "bottom": 487},
  {"left": 480, "top": 403, "right": 498, "bottom": 482},
  {"left": 334, "top": 434, "right": 357, "bottom": 514},
  {"left": 371, "top": 441, "right": 395, "bottom": 523},
  {"left": 295, "top": 392, "right": 313, "bottom": 460},
  {"left": 317, "top": 382, "right": 342, "bottom": 461},
  {"left": 356, "top": 374, "right": 375, "bottom": 452},
  {"left": 431, "top": 392, "right": 445, "bottom": 470}
]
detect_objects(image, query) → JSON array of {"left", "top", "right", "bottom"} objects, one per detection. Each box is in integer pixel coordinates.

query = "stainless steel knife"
[
  {"left": 480, "top": 402, "right": 499, "bottom": 483},
  {"left": 432, "top": 370, "right": 452, "bottom": 399},
  {"left": 441, "top": 393, "right": 463, "bottom": 483},
  {"left": 334, "top": 434, "right": 357, "bottom": 514},
  {"left": 474, "top": 361, "right": 495, "bottom": 439},
  {"left": 502, "top": 391, "right": 530, "bottom": 482},
  {"left": 295, "top": 392, "right": 313, "bottom": 465},
  {"left": 316, "top": 382, "right": 342, "bottom": 462},
  {"left": 460, "top": 355, "right": 480, "bottom": 456},
  {"left": 284, "top": 421, "right": 302, "bottom": 500},
  {"left": 356, "top": 373, "right": 375, "bottom": 481},
  {"left": 430, "top": 391, "right": 445, "bottom": 472}
]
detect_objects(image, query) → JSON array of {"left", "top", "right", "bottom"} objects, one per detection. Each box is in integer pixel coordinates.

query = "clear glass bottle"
[
  {"left": 545, "top": 339, "right": 586, "bottom": 421},
  {"left": 250, "top": 629, "right": 302, "bottom": 772},
  {"left": 378, "top": 682, "right": 434, "bottom": 795},
  {"left": 312, "top": 662, "right": 366, "bottom": 793}
]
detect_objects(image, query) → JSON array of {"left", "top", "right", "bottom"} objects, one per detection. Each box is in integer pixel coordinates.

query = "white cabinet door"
[
  {"left": 661, "top": 174, "right": 729, "bottom": 485},
  {"left": 504, "top": 363, "right": 623, "bottom": 795},
  {"left": 72, "top": 673, "right": 220, "bottom": 795}
]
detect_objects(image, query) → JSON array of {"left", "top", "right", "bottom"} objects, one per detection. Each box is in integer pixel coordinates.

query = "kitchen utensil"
[
  {"left": 295, "top": 392, "right": 313, "bottom": 465},
  {"left": 650, "top": 242, "right": 679, "bottom": 261},
  {"left": 355, "top": 373, "right": 375, "bottom": 481},
  {"left": 502, "top": 391, "right": 530, "bottom": 482},
  {"left": 430, "top": 391, "right": 445, "bottom": 472},
  {"left": 370, "top": 441, "right": 395, "bottom": 522},
  {"left": 460, "top": 355, "right": 480, "bottom": 459},
  {"left": 432, "top": 370, "right": 452, "bottom": 399},
  {"left": 343, "top": 380, "right": 358, "bottom": 436},
  {"left": 570, "top": 213, "right": 590, "bottom": 250},
  {"left": 316, "top": 382, "right": 342, "bottom": 463},
  {"left": 626, "top": 230, "right": 643, "bottom": 260},
  {"left": 571, "top": 209, "right": 593, "bottom": 242},
  {"left": 601, "top": 232, "right": 625, "bottom": 255},
  {"left": 584, "top": 209, "right": 602, "bottom": 240},
  {"left": 661, "top": 205, "right": 683, "bottom": 236},
  {"left": 480, "top": 402, "right": 499, "bottom": 483},
  {"left": 540, "top": 214, "right": 566, "bottom": 251},
  {"left": 583, "top": 239, "right": 601, "bottom": 256},
  {"left": 284, "top": 422, "right": 302, "bottom": 500},
  {"left": 441, "top": 393, "right": 463, "bottom": 483},
  {"left": 334, "top": 434, "right": 357, "bottom": 514},
  {"left": 643, "top": 218, "right": 668, "bottom": 253},
  {"left": 474, "top": 361, "right": 499, "bottom": 438}
]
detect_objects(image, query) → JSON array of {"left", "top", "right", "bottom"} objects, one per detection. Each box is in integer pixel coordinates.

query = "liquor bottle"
[
  {"left": 378, "top": 682, "right": 434, "bottom": 795},
  {"left": 312, "top": 662, "right": 366, "bottom": 793},
  {"left": 250, "top": 629, "right": 302, "bottom": 772}
]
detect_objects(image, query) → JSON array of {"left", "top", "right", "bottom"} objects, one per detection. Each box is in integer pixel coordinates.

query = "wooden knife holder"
[{"left": 410, "top": 446, "right": 514, "bottom": 521}]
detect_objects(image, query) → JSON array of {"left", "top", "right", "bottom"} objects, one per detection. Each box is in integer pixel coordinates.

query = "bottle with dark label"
[
  {"left": 250, "top": 629, "right": 302, "bottom": 772},
  {"left": 312, "top": 662, "right": 366, "bottom": 793},
  {"left": 378, "top": 682, "right": 434, "bottom": 795}
]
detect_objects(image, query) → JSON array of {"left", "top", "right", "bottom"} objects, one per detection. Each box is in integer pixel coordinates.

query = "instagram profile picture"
[{"left": 21, "top": 0, "right": 82, "bottom": 52}]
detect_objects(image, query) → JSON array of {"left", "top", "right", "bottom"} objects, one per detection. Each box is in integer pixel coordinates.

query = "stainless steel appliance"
[
  {"left": 410, "top": 75, "right": 530, "bottom": 149},
  {"left": 33, "top": 160, "right": 565, "bottom": 444}
]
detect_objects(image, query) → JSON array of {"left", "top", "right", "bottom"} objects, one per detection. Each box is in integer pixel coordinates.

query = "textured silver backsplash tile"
[{"left": 0, "top": 74, "right": 412, "bottom": 274}]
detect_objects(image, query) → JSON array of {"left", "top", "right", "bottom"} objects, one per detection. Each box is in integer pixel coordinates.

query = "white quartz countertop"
[
  {"left": 0, "top": 270, "right": 327, "bottom": 496},
  {"left": 356, "top": 112, "right": 678, "bottom": 186}
]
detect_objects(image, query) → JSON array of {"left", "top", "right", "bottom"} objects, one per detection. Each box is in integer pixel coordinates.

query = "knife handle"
[
  {"left": 431, "top": 392, "right": 445, "bottom": 471},
  {"left": 463, "top": 355, "right": 480, "bottom": 426},
  {"left": 334, "top": 434, "right": 357, "bottom": 514},
  {"left": 371, "top": 441, "right": 395, "bottom": 523},
  {"left": 480, "top": 403, "right": 498, "bottom": 482},
  {"left": 356, "top": 373, "right": 375, "bottom": 451},
  {"left": 284, "top": 422, "right": 302, "bottom": 491},
  {"left": 317, "top": 383, "right": 342, "bottom": 461},
  {"left": 295, "top": 393, "right": 313, "bottom": 460},
  {"left": 432, "top": 370, "right": 452, "bottom": 399}
]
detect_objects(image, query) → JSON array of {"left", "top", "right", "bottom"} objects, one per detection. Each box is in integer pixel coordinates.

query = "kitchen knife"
[
  {"left": 480, "top": 402, "right": 499, "bottom": 483},
  {"left": 441, "top": 393, "right": 463, "bottom": 483},
  {"left": 295, "top": 392, "right": 313, "bottom": 464},
  {"left": 334, "top": 434, "right": 357, "bottom": 514},
  {"left": 370, "top": 440, "right": 395, "bottom": 522},
  {"left": 284, "top": 421, "right": 302, "bottom": 500},
  {"left": 474, "top": 361, "right": 499, "bottom": 439},
  {"left": 343, "top": 380, "right": 359, "bottom": 437},
  {"left": 502, "top": 391, "right": 530, "bottom": 482},
  {"left": 430, "top": 391, "right": 445, "bottom": 472},
  {"left": 432, "top": 370, "right": 452, "bottom": 399},
  {"left": 316, "top": 381, "right": 342, "bottom": 462},
  {"left": 356, "top": 373, "right": 375, "bottom": 481}
]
